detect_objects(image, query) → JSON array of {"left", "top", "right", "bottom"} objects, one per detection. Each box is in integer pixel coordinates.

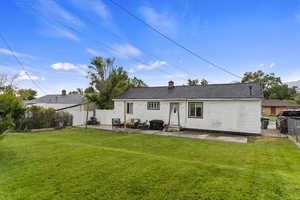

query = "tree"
[
  {"left": 241, "top": 70, "right": 282, "bottom": 98},
  {"left": 294, "top": 92, "right": 300, "bottom": 104},
  {"left": 200, "top": 79, "right": 208, "bottom": 86},
  {"left": 0, "top": 74, "right": 16, "bottom": 95},
  {"left": 17, "top": 89, "right": 37, "bottom": 100},
  {"left": 69, "top": 88, "right": 84, "bottom": 95},
  {"left": 87, "top": 57, "right": 146, "bottom": 109},
  {"left": 84, "top": 87, "right": 95, "bottom": 94},
  {"left": 129, "top": 77, "right": 147, "bottom": 88},
  {"left": 267, "top": 84, "right": 297, "bottom": 100},
  {"left": 0, "top": 93, "right": 25, "bottom": 135},
  {"left": 187, "top": 78, "right": 208, "bottom": 86},
  {"left": 187, "top": 79, "right": 199, "bottom": 86}
]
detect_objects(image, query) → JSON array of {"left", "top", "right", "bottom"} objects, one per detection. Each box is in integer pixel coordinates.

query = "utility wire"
[
  {"left": 106, "top": 0, "right": 242, "bottom": 79},
  {"left": 0, "top": 32, "right": 48, "bottom": 95},
  {"left": 22, "top": 2, "right": 177, "bottom": 78},
  {"left": 57, "top": 3, "right": 199, "bottom": 79}
]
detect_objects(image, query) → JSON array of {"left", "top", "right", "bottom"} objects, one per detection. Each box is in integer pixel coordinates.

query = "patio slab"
[{"left": 78, "top": 125, "right": 248, "bottom": 143}]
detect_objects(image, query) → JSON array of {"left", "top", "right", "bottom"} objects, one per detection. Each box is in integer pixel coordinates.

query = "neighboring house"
[
  {"left": 262, "top": 99, "right": 300, "bottom": 116},
  {"left": 112, "top": 81, "right": 263, "bottom": 134},
  {"left": 24, "top": 90, "right": 86, "bottom": 110}
]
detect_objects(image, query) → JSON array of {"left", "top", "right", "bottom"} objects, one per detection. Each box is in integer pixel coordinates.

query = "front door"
[
  {"left": 169, "top": 103, "right": 180, "bottom": 126},
  {"left": 271, "top": 107, "right": 276, "bottom": 115}
]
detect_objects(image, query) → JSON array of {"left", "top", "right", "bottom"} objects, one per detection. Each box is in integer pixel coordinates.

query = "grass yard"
[
  {"left": 1, "top": 129, "right": 300, "bottom": 200},
  {"left": 264, "top": 115, "right": 278, "bottom": 121}
]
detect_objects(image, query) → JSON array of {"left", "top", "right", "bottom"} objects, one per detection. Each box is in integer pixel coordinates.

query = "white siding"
[
  {"left": 62, "top": 105, "right": 93, "bottom": 126},
  {"left": 185, "top": 100, "right": 261, "bottom": 134},
  {"left": 113, "top": 99, "right": 261, "bottom": 134},
  {"left": 54, "top": 99, "right": 262, "bottom": 134}
]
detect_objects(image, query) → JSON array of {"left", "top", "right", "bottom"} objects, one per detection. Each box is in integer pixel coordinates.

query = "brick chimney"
[
  {"left": 61, "top": 89, "right": 67, "bottom": 96},
  {"left": 168, "top": 80, "right": 174, "bottom": 89}
]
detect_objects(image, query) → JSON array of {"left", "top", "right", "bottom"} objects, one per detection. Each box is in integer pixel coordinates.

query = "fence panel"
[{"left": 288, "top": 118, "right": 300, "bottom": 144}]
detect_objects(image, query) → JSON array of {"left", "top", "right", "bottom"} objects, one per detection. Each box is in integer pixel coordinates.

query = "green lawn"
[
  {"left": 1, "top": 129, "right": 300, "bottom": 200},
  {"left": 264, "top": 115, "right": 278, "bottom": 121}
]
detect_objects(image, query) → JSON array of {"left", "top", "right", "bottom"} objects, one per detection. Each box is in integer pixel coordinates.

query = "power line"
[
  {"left": 0, "top": 32, "right": 48, "bottom": 95},
  {"left": 57, "top": 4, "right": 199, "bottom": 79},
  {"left": 106, "top": 0, "right": 242, "bottom": 79}
]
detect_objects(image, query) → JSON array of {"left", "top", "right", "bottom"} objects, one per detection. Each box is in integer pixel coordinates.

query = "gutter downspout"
[{"left": 124, "top": 100, "right": 127, "bottom": 128}]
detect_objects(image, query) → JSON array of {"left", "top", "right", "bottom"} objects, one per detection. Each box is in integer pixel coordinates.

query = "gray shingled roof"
[
  {"left": 115, "top": 83, "right": 263, "bottom": 99},
  {"left": 28, "top": 94, "right": 86, "bottom": 104},
  {"left": 263, "top": 99, "right": 300, "bottom": 107}
]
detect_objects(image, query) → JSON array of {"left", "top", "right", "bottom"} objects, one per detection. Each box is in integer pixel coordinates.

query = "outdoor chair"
[
  {"left": 126, "top": 119, "right": 141, "bottom": 129},
  {"left": 137, "top": 120, "right": 149, "bottom": 130},
  {"left": 112, "top": 118, "right": 122, "bottom": 128}
]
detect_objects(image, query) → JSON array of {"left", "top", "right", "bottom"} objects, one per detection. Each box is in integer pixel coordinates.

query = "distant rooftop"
[
  {"left": 263, "top": 99, "right": 300, "bottom": 107},
  {"left": 25, "top": 94, "right": 86, "bottom": 105}
]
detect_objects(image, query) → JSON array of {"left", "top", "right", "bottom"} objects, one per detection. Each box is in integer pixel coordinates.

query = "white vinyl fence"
[{"left": 62, "top": 105, "right": 117, "bottom": 126}]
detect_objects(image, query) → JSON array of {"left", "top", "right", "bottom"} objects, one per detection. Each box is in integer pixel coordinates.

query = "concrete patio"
[{"left": 78, "top": 125, "right": 248, "bottom": 143}]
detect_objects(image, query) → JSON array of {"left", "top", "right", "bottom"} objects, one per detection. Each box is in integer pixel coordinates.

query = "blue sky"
[{"left": 1, "top": 0, "right": 300, "bottom": 95}]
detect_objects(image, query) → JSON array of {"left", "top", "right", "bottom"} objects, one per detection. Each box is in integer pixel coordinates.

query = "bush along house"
[{"left": 113, "top": 81, "right": 263, "bottom": 135}]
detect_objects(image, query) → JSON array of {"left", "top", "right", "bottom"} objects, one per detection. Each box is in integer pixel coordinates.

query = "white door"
[{"left": 169, "top": 103, "right": 180, "bottom": 126}]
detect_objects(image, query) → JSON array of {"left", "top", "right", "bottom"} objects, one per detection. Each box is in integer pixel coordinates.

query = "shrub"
[
  {"left": 0, "top": 93, "right": 25, "bottom": 135},
  {"left": 16, "top": 106, "right": 73, "bottom": 131}
]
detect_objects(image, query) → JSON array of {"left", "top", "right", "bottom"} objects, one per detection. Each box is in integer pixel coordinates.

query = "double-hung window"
[
  {"left": 147, "top": 102, "right": 160, "bottom": 110},
  {"left": 188, "top": 102, "right": 203, "bottom": 118},
  {"left": 127, "top": 103, "right": 133, "bottom": 114}
]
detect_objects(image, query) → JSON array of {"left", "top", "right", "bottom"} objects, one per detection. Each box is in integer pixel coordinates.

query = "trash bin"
[
  {"left": 261, "top": 117, "right": 269, "bottom": 129},
  {"left": 150, "top": 120, "right": 164, "bottom": 130}
]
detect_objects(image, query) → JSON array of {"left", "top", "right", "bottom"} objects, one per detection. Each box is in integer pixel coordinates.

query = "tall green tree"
[
  {"left": 187, "top": 79, "right": 199, "bottom": 86},
  {"left": 84, "top": 87, "right": 95, "bottom": 94},
  {"left": 187, "top": 78, "right": 208, "bottom": 86},
  {"left": 17, "top": 89, "right": 37, "bottom": 100},
  {"left": 87, "top": 57, "right": 146, "bottom": 109},
  {"left": 241, "top": 70, "right": 282, "bottom": 98},
  {"left": 69, "top": 88, "right": 84, "bottom": 95},
  {"left": 129, "top": 77, "right": 148, "bottom": 88},
  {"left": 200, "top": 79, "right": 208, "bottom": 86},
  {"left": 267, "top": 84, "right": 297, "bottom": 100},
  {"left": 0, "top": 93, "right": 25, "bottom": 135}
]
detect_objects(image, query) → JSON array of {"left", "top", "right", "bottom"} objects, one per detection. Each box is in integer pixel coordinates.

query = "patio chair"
[
  {"left": 112, "top": 118, "right": 122, "bottom": 128},
  {"left": 126, "top": 119, "right": 140, "bottom": 129},
  {"left": 137, "top": 120, "right": 149, "bottom": 130}
]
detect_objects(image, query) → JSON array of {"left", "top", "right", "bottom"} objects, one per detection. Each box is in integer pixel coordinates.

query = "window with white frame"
[
  {"left": 147, "top": 102, "right": 160, "bottom": 110},
  {"left": 127, "top": 103, "right": 133, "bottom": 114},
  {"left": 188, "top": 102, "right": 203, "bottom": 118}
]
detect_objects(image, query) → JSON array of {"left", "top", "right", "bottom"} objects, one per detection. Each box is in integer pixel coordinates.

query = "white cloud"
[
  {"left": 110, "top": 43, "right": 141, "bottom": 58},
  {"left": 258, "top": 62, "right": 275, "bottom": 68},
  {"left": 55, "top": 27, "right": 79, "bottom": 41},
  {"left": 70, "top": 0, "right": 110, "bottom": 20},
  {"left": 0, "top": 48, "right": 31, "bottom": 57},
  {"left": 15, "top": 70, "right": 43, "bottom": 81},
  {"left": 165, "top": 73, "right": 188, "bottom": 79},
  {"left": 51, "top": 62, "right": 88, "bottom": 76},
  {"left": 25, "top": 0, "right": 83, "bottom": 41},
  {"left": 38, "top": 0, "right": 83, "bottom": 27},
  {"left": 86, "top": 48, "right": 106, "bottom": 56},
  {"left": 129, "top": 60, "right": 167, "bottom": 73},
  {"left": 51, "top": 62, "right": 78, "bottom": 70},
  {"left": 90, "top": 0, "right": 110, "bottom": 19},
  {"left": 140, "top": 6, "right": 176, "bottom": 34}
]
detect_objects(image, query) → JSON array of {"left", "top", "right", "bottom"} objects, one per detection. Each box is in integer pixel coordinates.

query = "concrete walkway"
[
  {"left": 261, "top": 120, "right": 287, "bottom": 138},
  {"left": 79, "top": 125, "right": 248, "bottom": 143}
]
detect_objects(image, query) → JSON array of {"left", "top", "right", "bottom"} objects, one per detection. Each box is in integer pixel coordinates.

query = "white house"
[
  {"left": 23, "top": 90, "right": 86, "bottom": 110},
  {"left": 111, "top": 81, "right": 263, "bottom": 134}
]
